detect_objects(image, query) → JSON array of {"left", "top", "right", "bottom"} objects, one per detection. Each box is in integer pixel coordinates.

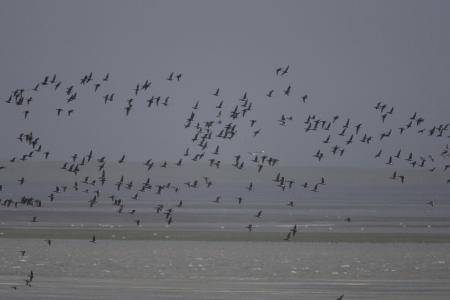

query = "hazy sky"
[{"left": 1, "top": 0, "right": 449, "bottom": 167}]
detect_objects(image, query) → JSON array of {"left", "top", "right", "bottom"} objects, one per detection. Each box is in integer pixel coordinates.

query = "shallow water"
[{"left": 1, "top": 240, "right": 450, "bottom": 300}]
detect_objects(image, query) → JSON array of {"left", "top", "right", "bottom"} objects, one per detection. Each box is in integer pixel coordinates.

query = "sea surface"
[{"left": 1, "top": 163, "right": 450, "bottom": 299}]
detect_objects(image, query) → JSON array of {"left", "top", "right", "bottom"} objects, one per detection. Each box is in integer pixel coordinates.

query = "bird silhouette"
[
  {"left": 284, "top": 85, "right": 291, "bottom": 96},
  {"left": 284, "top": 231, "right": 292, "bottom": 241},
  {"left": 281, "top": 65, "right": 289, "bottom": 76}
]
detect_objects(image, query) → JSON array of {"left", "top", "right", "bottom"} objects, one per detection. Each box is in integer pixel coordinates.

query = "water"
[
  {"left": 1, "top": 240, "right": 450, "bottom": 300},
  {"left": 1, "top": 163, "right": 450, "bottom": 299}
]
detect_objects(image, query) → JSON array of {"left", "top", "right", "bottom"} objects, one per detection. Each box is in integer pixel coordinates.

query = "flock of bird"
[{"left": 1, "top": 65, "right": 449, "bottom": 294}]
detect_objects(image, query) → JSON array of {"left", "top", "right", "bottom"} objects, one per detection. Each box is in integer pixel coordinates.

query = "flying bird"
[{"left": 284, "top": 85, "right": 291, "bottom": 96}]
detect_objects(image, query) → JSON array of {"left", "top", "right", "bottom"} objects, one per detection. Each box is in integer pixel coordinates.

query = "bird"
[
  {"left": 142, "top": 80, "right": 151, "bottom": 90},
  {"left": 275, "top": 67, "right": 282, "bottom": 76},
  {"left": 284, "top": 231, "right": 292, "bottom": 241},
  {"left": 374, "top": 149, "right": 382, "bottom": 158},
  {"left": 290, "top": 224, "right": 297, "bottom": 236},
  {"left": 125, "top": 104, "right": 133, "bottom": 116},
  {"left": 55, "top": 108, "right": 64, "bottom": 116},
  {"left": 283, "top": 85, "right": 291, "bottom": 96},
  {"left": 319, "top": 177, "right": 326, "bottom": 185},
  {"left": 390, "top": 171, "right": 397, "bottom": 180},
  {"left": 281, "top": 65, "right": 289, "bottom": 76},
  {"left": 212, "top": 145, "right": 220, "bottom": 155},
  {"left": 90, "top": 235, "right": 96, "bottom": 243},
  {"left": 257, "top": 164, "right": 263, "bottom": 173},
  {"left": 386, "top": 156, "right": 393, "bottom": 165}
]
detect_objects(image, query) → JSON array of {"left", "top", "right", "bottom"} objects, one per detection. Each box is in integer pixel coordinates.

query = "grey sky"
[{"left": 1, "top": 0, "right": 449, "bottom": 167}]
